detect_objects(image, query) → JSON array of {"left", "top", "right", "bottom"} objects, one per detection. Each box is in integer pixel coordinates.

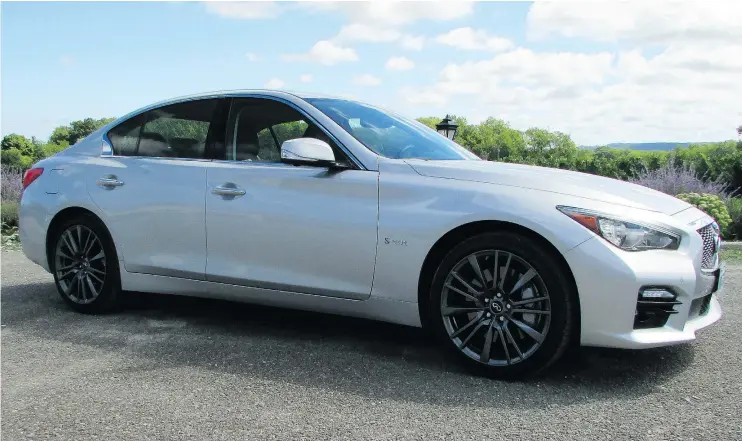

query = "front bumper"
[{"left": 565, "top": 228, "right": 723, "bottom": 350}]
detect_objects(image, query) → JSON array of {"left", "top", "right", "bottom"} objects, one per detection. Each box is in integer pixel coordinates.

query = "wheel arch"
[
  {"left": 417, "top": 220, "right": 581, "bottom": 341},
  {"left": 45, "top": 206, "right": 119, "bottom": 271}
]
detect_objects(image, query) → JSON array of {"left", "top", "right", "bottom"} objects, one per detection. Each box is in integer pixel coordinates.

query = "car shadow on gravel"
[{"left": 2, "top": 281, "right": 696, "bottom": 409}]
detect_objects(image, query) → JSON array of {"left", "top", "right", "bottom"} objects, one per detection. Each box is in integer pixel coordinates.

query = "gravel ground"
[{"left": 2, "top": 250, "right": 741, "bottom": 440}]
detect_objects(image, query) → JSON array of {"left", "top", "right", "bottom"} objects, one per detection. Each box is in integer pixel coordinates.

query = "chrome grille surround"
[{"left": 697, "top": 222, "right": 720, "bottom": 270}]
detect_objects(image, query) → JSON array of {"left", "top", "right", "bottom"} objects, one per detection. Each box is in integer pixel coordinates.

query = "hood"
[{"left": 405, "top": 159, "right": 692, "bottom": 215}]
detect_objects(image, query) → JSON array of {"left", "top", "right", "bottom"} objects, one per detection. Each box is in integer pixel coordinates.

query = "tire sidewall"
[
  {"left": 49, "top": 214, "right": 121, "bottom": 313},
  {"left": 427, "top": 231, "right": 574, "bottom": 379}
]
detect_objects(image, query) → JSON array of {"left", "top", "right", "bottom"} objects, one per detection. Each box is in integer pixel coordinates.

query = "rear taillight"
[{"left": 23, "top": 167, "right": 44, "bottom": 189}]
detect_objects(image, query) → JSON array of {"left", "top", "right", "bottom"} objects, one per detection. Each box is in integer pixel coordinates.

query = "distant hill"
[{"left": 580, "top": 142, "right": 696, "bottom": 151}]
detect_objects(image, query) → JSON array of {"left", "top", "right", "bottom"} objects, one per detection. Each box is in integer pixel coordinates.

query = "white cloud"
[
  {"left": 399, "top": 87, "right": 447, "bottom": 107},
  {"left": 304, "top": 1, "right": 473, "bottom": 26},
  {"left": 399, "top": 35, "right": 425, "bottom": 51},
  {"left": 335, "top": 23, "right": 401, "bottom": 43},
  {"left": 299, "top": 74, "right": 313, "bottom": 83},
  {"left": 440, "top": 48, "right": 614, "bottom": 88},
  {"left": 436, "top": 27, "right": 513, "bottom": 52},
  {"left": 245, "top": 52, "right": 259, "bottom": 62},
  {"left": 264, "top": 78, "right": 285, "bottom": 89},
  {"left": 527, "top": 1, "right": 742, "bottom": 44},
  {"left": 400, "top": 39, "right": 742, "bottom": 145},
  {"left": 282, "top": 40, "right": 359, "bottom": 66},
  {"left": 353, "top": 74, "right": 382, "bottom": 87},
  {"left": 386, "top": 56, "right": 415, "bottom": 71},
  {"left": 332, "top": 24, "right": 425, "bottom": 54},
  {"left": 204, "top": 1, "right": 281, "bottom": 19}
]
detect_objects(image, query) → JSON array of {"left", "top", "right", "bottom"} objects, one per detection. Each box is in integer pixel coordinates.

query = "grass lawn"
[{"left": 721, "top": 248, "right": 742, "bottom": 262}]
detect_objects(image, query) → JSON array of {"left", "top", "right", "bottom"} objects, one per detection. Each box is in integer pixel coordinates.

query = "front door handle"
[
  {"left": 212, "top": 184, "right": 246, "bottom": 197},
  {"left": 97, "top": 176, "right": 124, "bottom": 188}
]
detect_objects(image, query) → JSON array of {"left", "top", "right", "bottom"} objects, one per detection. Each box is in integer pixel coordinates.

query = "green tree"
[
  {"left": 49, "top": 126, "right": 71, "bottom": 145},
  {"left": 415, "top": 117, "right": 440, "bottom": 130},
  {"left": 68, "top": 117, "right": 115, "bottom": 144},
  {"left": 0, "top": 148, "right": 23, "bottom": 168},
  {"left": 49, "top": 117, "right": 115, "bottom": 145},
  {"left": 1, "top": 134, "right": 35, "bottom": 157},
  {"left": 1, "top": 134, "right": 43, "bottom": 167}
]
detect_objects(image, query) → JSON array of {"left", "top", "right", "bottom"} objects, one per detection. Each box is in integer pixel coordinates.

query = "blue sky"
[{"left": 2, "top": 1, "right": 740, "bottom": 145}]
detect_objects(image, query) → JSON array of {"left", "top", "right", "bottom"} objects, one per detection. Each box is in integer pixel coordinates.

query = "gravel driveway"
[{"left": 2, "top": 250, "right": 741, "bottom": 440}]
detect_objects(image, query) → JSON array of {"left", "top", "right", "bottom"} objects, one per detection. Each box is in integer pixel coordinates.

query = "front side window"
[
  {"left": 107, "top": 99, "right": 218, "bottom": 158},
  {"left": 226, "top": 98, "right": 346, "bottom": 164},
  {"left": 305, "top": 98, "right": 480, "bottom": 161}
]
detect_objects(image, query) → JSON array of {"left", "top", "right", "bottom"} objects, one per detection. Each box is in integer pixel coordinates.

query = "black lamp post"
[{"left": 436, "top": 115, "right": 459, "bottom": 141}]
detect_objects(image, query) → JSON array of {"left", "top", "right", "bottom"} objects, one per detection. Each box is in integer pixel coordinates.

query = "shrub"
[
  {"left": 1, "top": 201, "right": 19, "bottom": 228},
  {"left": 725, "top": 198, "right": 742, "bottom": 240},
  {"left": 676, "top": 193, "right": 733, "bottom": 235},
  {"left": 629, "top": 160, "right": 731, "bottom": 200},
  {"left": 1, "top": 166, "right": 24, "bottom": 203}
]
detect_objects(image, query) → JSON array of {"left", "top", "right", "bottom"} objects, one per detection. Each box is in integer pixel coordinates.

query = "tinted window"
[
  {"left": 226, "top": 98, "right": 346, "bottom": 164},
  {"left": 305, "top": 98, "right": 479, "bottom": 160},
  {"left": 107, "top": 99, "right": 218, "bottom": 158}
]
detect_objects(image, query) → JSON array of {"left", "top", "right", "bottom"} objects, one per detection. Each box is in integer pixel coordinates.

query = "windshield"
[{"left": 305, "top": 98, "right": 480, "bottom": 160}]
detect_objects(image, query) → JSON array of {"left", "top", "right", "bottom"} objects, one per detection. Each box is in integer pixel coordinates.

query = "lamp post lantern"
[{"left": 436, "top": 115, "right": 459, "bottom": 141}]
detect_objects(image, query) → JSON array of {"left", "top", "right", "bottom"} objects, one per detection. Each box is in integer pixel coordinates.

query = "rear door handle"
[
  {"left": 97, "top": 176, "right": 124, "bottom": 188},
  {"left": 212, "top": 184, "right": 246, "bottom": 197}
]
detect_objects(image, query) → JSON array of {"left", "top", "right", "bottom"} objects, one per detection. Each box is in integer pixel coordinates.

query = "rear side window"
[{"left": 107, "top": 99, "right": 218, "bottom": 158}]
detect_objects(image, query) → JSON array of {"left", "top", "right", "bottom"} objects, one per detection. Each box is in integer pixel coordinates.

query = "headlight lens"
[{"left": 557, "top": 206, "right": 680, "bottom": 251}]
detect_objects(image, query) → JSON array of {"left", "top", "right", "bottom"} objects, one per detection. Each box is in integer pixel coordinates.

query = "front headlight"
[{"left": 557, "top": 206, "right": 680, "bottom": 251}]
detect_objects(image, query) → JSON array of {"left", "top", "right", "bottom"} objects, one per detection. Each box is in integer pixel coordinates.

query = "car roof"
[
  {"left": 153, "top": 89, "right": 350, "bottom": 103},
  {"left": 103, "top": 89, "right": 357, "bottom": 133}
]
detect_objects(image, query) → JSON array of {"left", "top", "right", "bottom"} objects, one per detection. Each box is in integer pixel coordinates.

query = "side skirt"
[{"left": 120, "top": 271, "right": 422, "bottom": 328}]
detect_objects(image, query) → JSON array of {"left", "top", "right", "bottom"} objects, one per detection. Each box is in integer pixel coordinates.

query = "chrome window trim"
[
  {"left": 100, "top": 91, "right": 373, "bottom": 170},
  {"left": 100, "top": 137, "right": 214, "bottom": 163}
]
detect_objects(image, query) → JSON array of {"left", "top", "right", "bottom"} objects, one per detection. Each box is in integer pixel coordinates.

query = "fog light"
[
  {"left": 634, "top": 287, "right": 680, "bottom": 329},
  {"left": 639, "top": 289, "right": 676, "bottom": 300}
]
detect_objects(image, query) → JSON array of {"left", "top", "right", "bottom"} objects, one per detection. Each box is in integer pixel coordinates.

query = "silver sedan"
[{"left": 19, "top": 90, "right": 723, "bottom": 379}]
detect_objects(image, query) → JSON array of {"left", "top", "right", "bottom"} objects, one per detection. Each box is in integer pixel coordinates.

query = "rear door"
[
  {"left": 204, "top": 97, "right": 379, "bottom": 299},
  {"left": 87, "top": 98, "right": 225, "bottom": 280}
]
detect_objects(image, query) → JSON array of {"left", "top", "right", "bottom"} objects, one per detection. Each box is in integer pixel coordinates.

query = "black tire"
[
  {"left": 49, "top": 213, "right": 121, "bottom": 314},
  {"left": 427, "top": 231, "right": 575, "bottom": 380}
]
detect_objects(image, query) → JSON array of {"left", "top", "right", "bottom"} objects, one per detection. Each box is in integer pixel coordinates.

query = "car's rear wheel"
[
  {"left": 50, "top": 214, "right": 121, "bottom": 313},
  {"left": 427, "top": 231, "right": 575, "bottom": 379}
]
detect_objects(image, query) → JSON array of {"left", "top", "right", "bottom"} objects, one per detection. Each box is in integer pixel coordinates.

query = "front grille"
[{"left": 697, "top": 223, "right": 720, "bottom": 270}]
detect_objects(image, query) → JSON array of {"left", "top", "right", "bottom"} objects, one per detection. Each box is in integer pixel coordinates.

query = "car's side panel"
[
  {"left": 204, "top": 161, "right": 379, "bottom": 300},
  {"left": 371, "top": 160, "right": 598, "bottom": 303},
  {"left": 85, "top": 156, "right": 208, "bottom": 280},
  {"left": 19, "top": 153, "right": 122, "bottom": 272}
]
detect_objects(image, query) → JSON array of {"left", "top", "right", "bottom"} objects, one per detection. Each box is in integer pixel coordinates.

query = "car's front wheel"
[
  {"left": 49, "top": 214, "right": 121, "bottom": 313},
  {"left": 427, "top": 231, "right": 575, "bottom": 379}
]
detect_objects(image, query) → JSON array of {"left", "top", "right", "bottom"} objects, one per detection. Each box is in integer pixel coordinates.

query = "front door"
[
  {"left": 88, "top": 98, "right": 222, "bottom": 280},
  {"left": 204, "top": 97, "right": 378, "bottom": 300}
]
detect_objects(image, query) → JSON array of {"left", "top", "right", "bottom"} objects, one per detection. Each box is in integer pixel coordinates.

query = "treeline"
[
  {"left": 1, "top": 117, "right": 114, "bottom": 169},
  {"left": 2, "top": 115, "right": 741, "bottom": 193},
  {"left": 416, "top": 116, "right": 742, "bottom": 193}
]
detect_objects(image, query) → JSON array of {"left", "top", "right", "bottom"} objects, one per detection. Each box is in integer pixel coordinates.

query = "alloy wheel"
[
  {"left": 54, "top": 225, "right": 107, "bottom": 304},
  {"left": 440, "top": 250, "right": 551, "bottom": 366}
]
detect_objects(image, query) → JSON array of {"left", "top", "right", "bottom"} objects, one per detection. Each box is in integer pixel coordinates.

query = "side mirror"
[{"left": 280, "top": 138, "right": 347, "bottom": 169}]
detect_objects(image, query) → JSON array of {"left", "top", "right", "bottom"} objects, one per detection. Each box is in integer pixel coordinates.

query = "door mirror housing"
[{"left": 281, "top": 138, "right": 348, "bottom": 169}]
